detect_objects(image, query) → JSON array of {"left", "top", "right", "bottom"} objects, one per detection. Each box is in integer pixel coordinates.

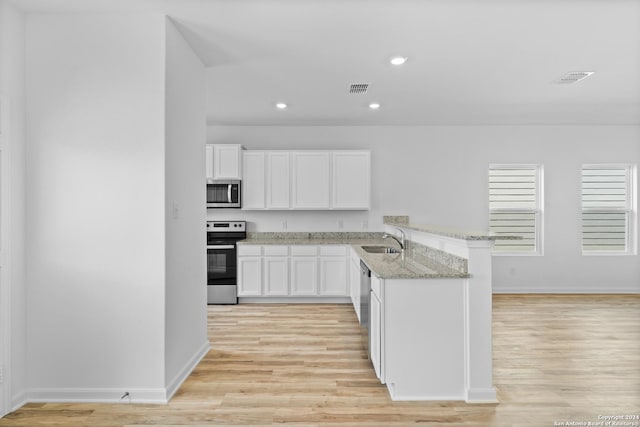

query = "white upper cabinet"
[
  {"left": 239, "top": 149, "right": 370, "bottom": 210},
  {"left": 291, "top": 151, "right": 331, "bottom": 209},
  {"left": 242, "top": 151, "right": 266, "bottom": 209},
  {"left": 212, "top": 144, "right": 243, "bottom": 180},
  {"left": 332, "top": 151, "right": 371, "bottom": 210},
  {"left": 205, "top": 144, "right": 215, "bottom": 181},
  {"left": 266, "top": 152, "right": 290, "bottom": 209}
]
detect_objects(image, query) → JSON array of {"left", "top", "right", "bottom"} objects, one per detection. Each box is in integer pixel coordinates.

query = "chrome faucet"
[{"left": 382, "top": 228, "right": 405, "bottom": 250}]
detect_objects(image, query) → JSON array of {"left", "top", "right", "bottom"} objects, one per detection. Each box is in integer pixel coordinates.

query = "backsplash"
[
  {"left": 408, "top": 240, "right": 468, "bottom": 274},
  {"left": 246, "top": 231, "right": 384, "bottom": 240}
]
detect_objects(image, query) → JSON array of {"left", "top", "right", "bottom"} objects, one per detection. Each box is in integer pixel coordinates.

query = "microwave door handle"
[
  {"left": 207, "top": 245, "right": 235, "bottom": 250},
  {"left": 227, "top": 184, "right": 232, "bottom": 203}
]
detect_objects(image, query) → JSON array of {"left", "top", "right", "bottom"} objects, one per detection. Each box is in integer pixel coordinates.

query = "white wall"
[
  {"left": 207, "top": 125, "right": 640, "bottom": 293},
  {"left": 0, "top": 0, "right": 27, "bottom": 411},
  {"left": 26, "top": 13, "right": 167, "bottom": 399},
  {"left": 164, "top": 18, "right": 208, "bottom": 396}
]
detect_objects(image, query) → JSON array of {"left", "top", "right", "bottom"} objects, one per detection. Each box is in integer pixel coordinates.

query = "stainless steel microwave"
[{"left": 207, "top": 180, "right": 241, "bottom": 208}]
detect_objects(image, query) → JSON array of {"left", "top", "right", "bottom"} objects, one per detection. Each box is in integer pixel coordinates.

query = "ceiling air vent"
[
  {"left": 556, "top": 71, "right": 595, "bottom": 84},
  {"left": 349, "top": 83, "right": 369, "bottom": 94}
]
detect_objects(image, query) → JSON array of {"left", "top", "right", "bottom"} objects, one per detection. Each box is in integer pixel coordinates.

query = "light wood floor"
[{"left": 2, "top": 295, "right": 639, "bottom": 426}]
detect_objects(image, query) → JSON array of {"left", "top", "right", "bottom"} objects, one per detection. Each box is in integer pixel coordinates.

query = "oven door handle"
[
  {"left": 207, "top": 245, "right": 235, "bottom": 250},
  {"left": 227, "top": 184, "right": 232, "bottom": 203}
]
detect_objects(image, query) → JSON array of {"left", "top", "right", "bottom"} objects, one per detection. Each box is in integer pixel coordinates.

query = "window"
[
  {"left": 489, "top": 165, "right": 543, "bottom": 254},
  {"left": 581, "top": 164, "right": 636, "bottom": 255}
]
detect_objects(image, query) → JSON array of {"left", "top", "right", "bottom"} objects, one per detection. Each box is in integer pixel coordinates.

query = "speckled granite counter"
[
  {"left": 384, "top": 217, "right": 521, "bottom": 241},
  {"left": 238, "top": 232, "right": 468, "bottom": 280},
  {"left": 352, "top": 245, "right": 469, "bottom": 279}
]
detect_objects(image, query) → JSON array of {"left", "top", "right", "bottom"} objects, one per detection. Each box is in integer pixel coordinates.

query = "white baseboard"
[
  {"left": 465, "top": 387, "right": 498, "bottom": 403},
  {"left": 26, "top": 387, "right": 167, "bottom": 404},
  {"left": 493, "top": 287, "right": 640, "bottom": 294},
  {"left": 239, "top": 297, "right": 351, "bottom": 304},
  {"left": 6, "top": 342, "right": 211, "bottom": 414},
  {"left": 388, "top": 390, "right": 466, "bottom": 401},
  {"left": 11, "top": 391, "right": 28, "bottom": 413},
  {"left": 165, "top": 340, "right": 210, "bottom": 401}
]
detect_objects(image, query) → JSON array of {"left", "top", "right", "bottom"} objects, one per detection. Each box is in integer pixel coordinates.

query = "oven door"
[
  {"left": 207, "top": 244, "right": 237, "bottom": 285},
  {"left": 207, "top": 243, "right": 238, "bottom": 304}
]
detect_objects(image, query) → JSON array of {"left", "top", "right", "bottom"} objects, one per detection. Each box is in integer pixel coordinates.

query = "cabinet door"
[
  {"left": 291, "top": 152, "right": 331, "bottom": 209},
  {"left": 266, "top": 152, "right": 290, "bottom": 209},
  {"left": 290, "top": 256, "right": 318, "bottom": 296},
  {"left": 332, "top": 151, "right": 370, "bottom": 210},
  {"left": 242, "top": 151, "right": 265, "bottom": 209},
  {"left": 350, "top": 256, "right": 361, "bottom": 321},
  {"left": 238, "top": 257, "right": 262, "bottom": 296},
  {"left": 319, "top": 256, "right": 348, "bottom": 296},
  {"left": 370, "top": 291, "right": 382, "bottom": 380},
  {"left": 213, "top": 144, "right": 242, "bottom": 179},
  {"left": 205, "top": 144, "right": 215, "bottom": 182},
  {"left": 264, "top": 257, "right": 289, "bottom": 296}
]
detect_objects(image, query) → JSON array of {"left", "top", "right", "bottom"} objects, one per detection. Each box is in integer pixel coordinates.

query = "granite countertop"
[
  {"left": 351, "top": 245, "right": 469, "bottom": 280},
  {"left": 238, "top": 233, "right": 468, "bottom": 280},
  {"left": 237, "top": 232, "right": 385, "bottom": 246},
  {"left": 238, "top": 237, "right": 386, "bottom": 246},
  {"left": 384, "top": 219, "right": 521, "bottom": 241}
]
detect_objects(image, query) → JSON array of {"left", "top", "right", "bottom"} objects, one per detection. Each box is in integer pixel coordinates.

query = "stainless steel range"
[{"left": 206, "top": 221, "right": 246, "bottom": 304}]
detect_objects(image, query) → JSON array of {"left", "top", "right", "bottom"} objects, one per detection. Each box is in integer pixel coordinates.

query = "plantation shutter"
[
  {"left": 489, "top": 166, "right": 540, "bottom": 253},
  {"left": 581, "top": 166, "right": 629, "bottom": 252}
]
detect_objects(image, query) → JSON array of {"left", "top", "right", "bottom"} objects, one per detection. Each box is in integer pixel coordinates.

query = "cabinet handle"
[{"left": 207, "top": 245, "right": 235, "bottom": 250}]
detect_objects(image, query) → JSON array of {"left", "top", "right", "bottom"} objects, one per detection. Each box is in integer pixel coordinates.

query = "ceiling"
[{"left": 12, "top": 0, "right": 640, "bottom": 126}]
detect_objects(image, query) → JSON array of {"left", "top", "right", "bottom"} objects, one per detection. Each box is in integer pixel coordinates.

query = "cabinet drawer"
[
  {"left": 238, "top": 245, "right": 262, "bottom": 256},
  {"left": 319, "top": 245, "right": 347, "bottom": 256},
  {"left": 290, "top": 246, "right": 318, "bottom": 256},
  {"left": 263, "top": 245, "right": 289, "bottom": 256}
]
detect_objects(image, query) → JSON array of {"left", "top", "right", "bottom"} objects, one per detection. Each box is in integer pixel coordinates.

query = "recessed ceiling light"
[
  {"left": 369, "top": 103, "right": 380, "bottom": 110},
  {"left": 390, "top": 56, "right": 407, "bottom": 66},
  {"left": 276, "top": 102, "right": 287, "bottom": 109}
]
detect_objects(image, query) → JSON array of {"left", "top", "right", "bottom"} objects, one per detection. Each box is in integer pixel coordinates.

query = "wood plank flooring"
[{"left": 2, "top": 295, "right": 639, "bottom": 426}]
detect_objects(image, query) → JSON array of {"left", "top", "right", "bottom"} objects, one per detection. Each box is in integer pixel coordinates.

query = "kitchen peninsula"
[{"left": 237, "top": 216, "right": 516, "bottom": 403}]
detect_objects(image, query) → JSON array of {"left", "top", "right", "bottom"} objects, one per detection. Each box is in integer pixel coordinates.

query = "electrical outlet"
[
  {"left": 337, "top": 220, "right": 344, "bottom": 229},
  {"left": 361, "top": 220, "right": 368, "bottom": 230},
  {"left": 0, "top": 364, "right": 4, "bottom": 384},
  {"left": 281, "top": 220, "right": 287, "bottom": 230},
  {"left": 172, "top": 202, "right": 179, "bottom": 220}
]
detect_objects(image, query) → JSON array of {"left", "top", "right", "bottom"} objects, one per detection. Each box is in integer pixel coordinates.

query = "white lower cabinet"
[
  {"left": 366, "top": 275, "right": 467, "bottom": 400},
  {"left": 237, "top": 257, "right": 262, "bottom": 296},
  {"left": 290, "top": 256, "right": 318, "bottom": 295},
  {"left": 319, "top": 246, "right": 348, "bottom": 296},
  {"left": 370, "top": 286, "right": 382, "bottom": 380},
  {"left": 369, "top": 274, "right": 385, "bottom": 384},
  {"left": 349, "top": 249, "right": 361, "bottom": 321},
  {"left": 264, "top": 257, "right": 289, "bottom": 296},
  {"left": 237, "top": 244, "right": 350, "bottom": 298}
]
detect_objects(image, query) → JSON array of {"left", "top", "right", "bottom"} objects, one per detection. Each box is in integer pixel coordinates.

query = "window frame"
[
  {"left": 489, "top": 164, "right": 544, "bottom": 256},
  {"left": 581, "top": 164, "right": 637, "bottom": 256}
]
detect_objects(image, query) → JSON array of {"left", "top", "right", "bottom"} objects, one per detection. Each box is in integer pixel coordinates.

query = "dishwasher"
[{"left": 360, "top": 260, "right": 371, "bottom": 356}]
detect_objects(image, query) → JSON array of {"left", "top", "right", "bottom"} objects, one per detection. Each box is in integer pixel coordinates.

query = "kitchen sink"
[{"left": 361, "top": 245, "right": 402, "bottom": 254}]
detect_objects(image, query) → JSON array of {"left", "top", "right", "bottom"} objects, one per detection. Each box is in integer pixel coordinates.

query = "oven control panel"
[{"left": 206, "top": 221, "right": 246, "bottom": 232}]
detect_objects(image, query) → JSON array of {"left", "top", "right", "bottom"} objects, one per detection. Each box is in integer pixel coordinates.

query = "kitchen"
[{"left": 0, "top": 0, "right": 639, "bottom": 425}]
